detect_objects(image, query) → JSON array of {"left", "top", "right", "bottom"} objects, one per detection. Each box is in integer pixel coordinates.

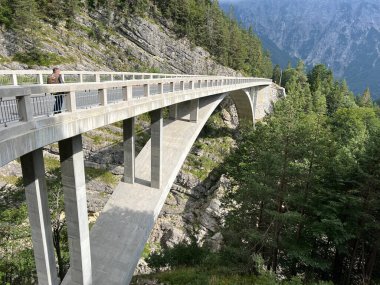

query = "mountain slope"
[{"left": 221, "top": 0, "right": 380, "bottom": 98}]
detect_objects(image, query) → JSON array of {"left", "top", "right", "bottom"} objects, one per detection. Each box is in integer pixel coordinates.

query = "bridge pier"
[
  {"left": 151, "top": 109, "right": 162, "bottom": 189},
  {"left": 190, "top": 99, "right": 199, "bottom": 122},
  {"left": 169, "top": 104, "right": 178, "bottom": 120},
  {"left": 59, "top": 135, "right": 92, "bottom": 285},
  {"left": 123, "top": 117, "right": 135, "bottom": 184},
  {"left": 20, "top": 149, "right": 58, "bottom": 285}
]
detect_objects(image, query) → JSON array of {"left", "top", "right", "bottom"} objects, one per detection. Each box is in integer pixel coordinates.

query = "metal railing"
[
  {"left": 0, "top": 98, "right": 18, "bottom": 125},
  {"left": 0, "top": 70, "right": 199, "bottom": 86},
  {"left": 0, "top": 72, "right": 273, "bottom": 127}
]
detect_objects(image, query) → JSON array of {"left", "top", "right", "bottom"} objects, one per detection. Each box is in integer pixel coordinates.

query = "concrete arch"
[{"left": 229, "top": 89, "right": 255, "bottom": 124}]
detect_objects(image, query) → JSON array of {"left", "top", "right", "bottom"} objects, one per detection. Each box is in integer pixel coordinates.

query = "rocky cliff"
[
  {"left": 221, "top": 0, "right": 380, "bottom": 98},
  {"left": 0, "top": 10, "right": 238, "bottom": 76}
]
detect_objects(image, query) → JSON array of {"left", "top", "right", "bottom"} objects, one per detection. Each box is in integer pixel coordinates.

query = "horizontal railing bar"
[{"left": 0, "top": 77, "right": 271, "bottom": 98}]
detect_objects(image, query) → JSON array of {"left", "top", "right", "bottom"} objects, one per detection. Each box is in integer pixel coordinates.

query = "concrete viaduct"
[{"left": 0, "top": 70, "right": 285, "bottom": 285}]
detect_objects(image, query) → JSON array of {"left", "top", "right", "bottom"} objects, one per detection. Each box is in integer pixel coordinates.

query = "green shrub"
[
  {"left": 147, "top": 239, "right": 210, "bottom": 270},
  {"left": 13, "top": 48, "right": 68, "bottom": 67}
]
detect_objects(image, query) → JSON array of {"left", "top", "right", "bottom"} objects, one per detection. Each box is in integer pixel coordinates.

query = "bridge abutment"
[
  {"left": 59, "top": 135, "right": 92, "bottom": 285},
  {"left": 20, "top": 149, "right": 59, "bottom": 285}
]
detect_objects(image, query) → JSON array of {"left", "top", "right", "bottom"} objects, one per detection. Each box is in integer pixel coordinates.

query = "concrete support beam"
[
  {"left": 123, "top": 117, "right": 135, "bottom": 184},
  {"left": 190, "top": 99, "right": 199, "bottom": 122},
  {"left": 59, "top": 135, "right": 92, "bottom": 285},
  {"left": 150, "top": 109, "right": 162, "bottom": 189},
  {"left": 67, "top": 91, "right": 77, "bottom": 112},
  {"left": 20, "top": 149, "right": 58, "bottom": 285},
  {"left": 17, "top": 95, "right": 33, "bottom": 122},
  {"left": 144, "top": 84, "right": 150, "bottom": 97},
  {"left": 98, "top": 89, "right": 107, "bottom": 106},
  {"left": 168, "top": 104, "right": 178, "bottom": 120},
  {"left": 122, "top": 86, "right": 133, "bottom": 101},
  {"left": 158, "top": 83, "right": 163, "bottom": 94}
]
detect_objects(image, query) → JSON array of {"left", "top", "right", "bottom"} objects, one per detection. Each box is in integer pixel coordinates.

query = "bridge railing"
[
  {"left": 0, "top": 75, "right": 271, "bottom": 127},
  {"left": 0, "top": 70, "right": 200, "bottom": 86}
]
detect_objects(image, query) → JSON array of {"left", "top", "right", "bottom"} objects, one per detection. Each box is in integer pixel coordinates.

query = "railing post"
[
  {"left": 59, "top": 135, "right": 92, "bottom": 285},
  {"left": 38, "top": 74, "right": 44, "bottom": 84},
  {"left": 189, "top": 81, "right": 194, "bottom": 90},
  {"left": 20, "top": 149, "right": 59, "bottom": 285},
  {"left": 17, "top": 90, "right": 33, "bottom": 122},
  {"left": 180, "top": 81, "right": 184, "bottom": 91},
  {"left": 67, "top": 91, "right": 77, "bottom": 112},
  {"left": 98, "top": 88, "right": 107, "bottom": 106},
  {"left": 123, "top": 85, "right": 133, "bottom": 100},
  {"left": 12, "top": 73, "right": 18, "bottom": 86},
  {"left": 144, "top": 84, "right": 150, "bottom": 97},
  {"left": 158, "top": 83, "right": 164, "bottom": 94},
  {"left": 151, "top": 108, "right": 162, "bottom": 189},
  {"left": 198, "top": 80, "right": 201, "bottom": 88},
  {"left": 170, "top": 82, "right": 174, "bottom": 92},
  {"left": 123, "top": 117, "right": 135, "bottom": 184},
  {"left": 79, "top": 74, "right": 83, "bottom": 83},
  {"left": 95, "top": 74, "right": 100, "bottom": 82}
]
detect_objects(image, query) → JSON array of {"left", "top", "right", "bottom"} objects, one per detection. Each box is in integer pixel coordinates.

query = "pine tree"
[
  {"left": 358, "top": 87, "right": 373, "bottom": 107},
  {"left": 272, "top": 64, "right": 282, "bottom": 85}
]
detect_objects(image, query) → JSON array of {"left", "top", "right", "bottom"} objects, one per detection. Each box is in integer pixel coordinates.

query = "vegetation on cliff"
[{"left": 0, "top": 0, "right": 272, "bottom": 77}]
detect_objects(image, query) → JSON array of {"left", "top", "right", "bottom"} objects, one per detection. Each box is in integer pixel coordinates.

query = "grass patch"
[
  {"left": 44, "top": 156, "right": 60, "bottom": 172},
  {"left": 13, "top": 48, "right": 71, "bottom": 67},
  {"left": 132, "top": 267, "right": 276, "bottom": 285},
  {"left": 85, "top": 167, "right": 118, "bottom": 186},
  {"left": 0, "top": 175, "right": 22, "bottom": 186}
]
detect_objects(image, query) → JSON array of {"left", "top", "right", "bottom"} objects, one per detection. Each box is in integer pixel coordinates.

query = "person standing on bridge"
[{"left": 47, "top": 67, "right": 65, "bottom": 114}]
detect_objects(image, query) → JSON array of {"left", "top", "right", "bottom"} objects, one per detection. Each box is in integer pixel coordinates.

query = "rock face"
[
  {"left": 0, "top": 11, "right": 239, "bottom": 76},
  {"left": 221, "top": 0, "right": 380, "bottom": 98}
]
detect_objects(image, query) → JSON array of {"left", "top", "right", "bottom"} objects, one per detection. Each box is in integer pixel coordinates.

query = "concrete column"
[
  {"left": 98, "top": 89, "right": 107, "bottom": 106},
  {"left": 144, "top": 84, "right": 150, "bottom": 97},
  {"left": 12, "top": 73, "right": 18, "bottom": 85},
  {"left": 158, "top": 83, "right": 164, "bottom": 94},
  {"left": 123, "top": 86, "right": 133, "bottom": 101},
  {"left": 251, "top": 87, "right": 258, "bottom": 125},
  {"left": 123, "top": 117, "right": 135, "bottom": 184},
  {"left": 20, "top": 149, "right": 58, "bottom": 285},
  {"left": 38, "top": 74, "right": 44, "bottom": 84},
  {"left": 59, "top": 135, "right": 92, "bottom": 285},
  {"left": 67, "top": 91, "right": 77, "bottom": 112},
  {"left": 150, "top": 109, "right": 162, "bottom": 189},
  {"left": 190, "top": 99, "right": 199, "bottom": 122},
  {"left": 169, "top": 104, "right": 178, "bottom": 120},
  {"left": 17, "top": 94, "right": 33, "bottom": 122}
]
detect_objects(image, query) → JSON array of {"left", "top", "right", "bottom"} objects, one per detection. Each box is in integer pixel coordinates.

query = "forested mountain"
[{"left": 220, "top": 0, "right": 380, "bottom": 99}]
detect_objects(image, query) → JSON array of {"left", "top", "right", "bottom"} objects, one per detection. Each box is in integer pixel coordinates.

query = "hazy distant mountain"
[{"left": 220, "top": 0, "right": 380, "bottom": 98}]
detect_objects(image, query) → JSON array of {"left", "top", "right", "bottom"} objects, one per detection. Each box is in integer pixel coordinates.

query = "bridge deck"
[{"left": 62, "top": 94, "right": 226, "bottom": 285}]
